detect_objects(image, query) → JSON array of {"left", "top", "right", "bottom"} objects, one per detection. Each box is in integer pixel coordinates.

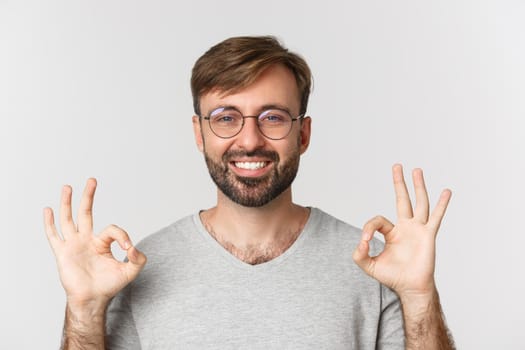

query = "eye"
[
  {"left": 259, "top": 110, "right": 288, "bottom": 124},
  {"left": 210, "top": 109, "right": 241, "bottom": 125},
  {"left": 216, "top": 115, "right": 235, "bottom": 123},
  {"left": 266, "top": 115, "right": 283, "bottom": 122}
]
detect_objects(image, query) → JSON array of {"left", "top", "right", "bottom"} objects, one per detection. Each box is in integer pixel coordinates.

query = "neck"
[{"left": 199, "top": 188, "right": 310, "bottom": 264}]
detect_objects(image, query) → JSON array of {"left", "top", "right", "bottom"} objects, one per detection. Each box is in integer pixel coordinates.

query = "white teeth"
[{"left": 234, "top": 162, "right": 267, "bottom": 170}]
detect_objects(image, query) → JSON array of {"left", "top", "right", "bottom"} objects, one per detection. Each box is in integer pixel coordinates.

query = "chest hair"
[{"left": 204, "top": 223, "right": 305, "bottom": 265}]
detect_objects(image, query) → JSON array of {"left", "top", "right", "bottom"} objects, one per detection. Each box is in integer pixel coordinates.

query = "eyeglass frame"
[{"left": 199, "top": 106, "right": 305, "bottom": 140}]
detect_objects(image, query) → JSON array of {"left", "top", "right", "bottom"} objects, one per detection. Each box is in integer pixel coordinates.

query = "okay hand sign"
[
  {"left": 353, "top": 164, "right": 452, "bottom": 298},
  {"left": 44, "top": 178, "right": 147, "bottom": 309}
]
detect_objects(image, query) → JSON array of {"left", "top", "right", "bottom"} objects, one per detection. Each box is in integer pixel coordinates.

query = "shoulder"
[
  {"left": 134, "top": 213, "right": 199, "bottom": 257},
  {"left": 308, "top": 207, "right": 385, "bottom": 256}
]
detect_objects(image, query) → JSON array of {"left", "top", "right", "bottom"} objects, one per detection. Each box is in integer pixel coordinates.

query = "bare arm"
[
  {"left": 353, "top": 164, "right": 455, "bottom": 349},
  {"left": 44, "top": 179, "right": 147, "bottom": 350},
  {"left": 400, "top": 288, "right": 454, "bottom": 349},
  {"left": 61, "top": 301, "right": 106, "bottom": 350}
]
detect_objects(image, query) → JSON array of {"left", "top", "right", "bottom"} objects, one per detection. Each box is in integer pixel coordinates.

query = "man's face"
[{"left": 193, "top": 64, "right": 311, "bottom": 207}]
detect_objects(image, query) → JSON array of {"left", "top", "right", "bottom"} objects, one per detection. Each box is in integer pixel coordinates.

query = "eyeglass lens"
[{"left": 208, "top": 108, "right": 294, "bottom": 139}]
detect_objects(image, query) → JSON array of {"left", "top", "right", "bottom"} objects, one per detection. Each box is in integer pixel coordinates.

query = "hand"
[
  {"left": 44, "top": 178, "right": 147, "bottom": 310},
  {"left": 352, "top": 164, "right": 451, "bottom": 298}
]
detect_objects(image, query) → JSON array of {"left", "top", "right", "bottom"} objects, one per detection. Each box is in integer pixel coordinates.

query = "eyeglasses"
[{"left": 200, "top": 107, "right": 304, "bottom": 140}]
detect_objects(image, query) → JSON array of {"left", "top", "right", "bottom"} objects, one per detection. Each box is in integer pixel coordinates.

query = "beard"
[{"left": 204, "top": 146, "right": 300, "bottom": 207}]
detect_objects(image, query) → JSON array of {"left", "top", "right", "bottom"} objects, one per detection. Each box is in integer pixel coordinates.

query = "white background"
[{"left": 2, "top": 0, "right": 524, "bottom": 348}]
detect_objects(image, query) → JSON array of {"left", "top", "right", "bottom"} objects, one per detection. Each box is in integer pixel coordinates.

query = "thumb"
[
  {"left": 124, "top": 245, "right": 147, "bottom": 280},
  {"left": 352, "top": 238, "right": 376, "bottom": 278}
]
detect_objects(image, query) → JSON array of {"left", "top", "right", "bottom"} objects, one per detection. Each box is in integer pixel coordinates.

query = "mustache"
[{"left": 222, "top": 149, "right": 279, "bottom": 162}]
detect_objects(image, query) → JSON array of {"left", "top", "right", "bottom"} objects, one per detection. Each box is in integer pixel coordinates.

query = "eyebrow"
[{"left": 260, "top": 104, "right": 292, "bottom": 114}]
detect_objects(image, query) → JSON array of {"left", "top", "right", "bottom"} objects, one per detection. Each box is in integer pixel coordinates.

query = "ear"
[
  {"left": 192, "top": 115, "right": 204, "bottom": 153},
  {"left": 299, "top": 116, "right": 312, "bottom": 155}
]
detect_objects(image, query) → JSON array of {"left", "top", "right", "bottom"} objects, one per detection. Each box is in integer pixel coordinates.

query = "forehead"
[{"left": 200, "top": 64, "right": 300, "bottom": 115}]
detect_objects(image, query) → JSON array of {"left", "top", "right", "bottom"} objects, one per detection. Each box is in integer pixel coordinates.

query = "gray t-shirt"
[{"left": 106, "top": 208, "right": 405, "bottom": 349}]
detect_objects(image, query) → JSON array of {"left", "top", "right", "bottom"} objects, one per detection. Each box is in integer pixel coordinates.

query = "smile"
[{"left": 233, "top": 161, "right": 268, "bottom": 170}]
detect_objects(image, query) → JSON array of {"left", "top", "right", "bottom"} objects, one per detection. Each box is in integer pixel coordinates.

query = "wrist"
[
  {"left": 399, "top": 286, "right": 455, "bottom": 349},
  {"left": 398, "top": 286, "right": 439, "bottom": 320},
  {"left": 66, "top": 298, "right": 108, "bottom": 323},
  {"left": 63, "top": 302, "right": 107, "bottom": 350}
]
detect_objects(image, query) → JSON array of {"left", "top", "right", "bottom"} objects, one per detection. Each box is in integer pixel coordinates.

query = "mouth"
[
  {"left": 233, "top": 161, "right": 268, "bottom": 170},
  {"left": 229, "top": 160, "right": 272, "bottom": 177}
]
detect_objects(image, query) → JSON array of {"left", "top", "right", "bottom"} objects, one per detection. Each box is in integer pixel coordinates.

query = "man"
[{"left": 44, "top": 36, "right": 454, "bottom": 349}]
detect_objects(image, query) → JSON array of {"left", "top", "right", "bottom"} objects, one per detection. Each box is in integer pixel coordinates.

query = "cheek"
[
  {"left": 202, "top": 136, "right": 232, "bottom": 159},
  {"left": 285, "top": 135, "right": 303, "bottom": 153},
  {"left": 275, "top": 141, "right": 301, "bottom": 163}
]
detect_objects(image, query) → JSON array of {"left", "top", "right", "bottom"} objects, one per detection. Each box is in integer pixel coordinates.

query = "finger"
[
  {"left": 98, "top": 225, "right": 146, "bottom": 281},
  {"left": 428, "top": 189, "right": 452, "bottom": 233},
  {"left": 98, "top": 225, "right": 133, "bottom": 250},
  {"left": 99, "top": 225, "right": 147, "bottom": 280},
  {"left": 354, "top": 216, "right": 394, "bottom": 278},
  {"left": 59, "top": 185, "right": 77, "bottom": 237},
  {"left": 392, "top": 164, "right": 414, "bottom": 219},
  {"left": 352, "top": 239, "right": 376, "bottom": 278},
  {"left": 123, "top": 246, "right": 147, "bottom": 280},
  {"left": 43, "top": 207, "right": 62, "bottom": 252},
  {"left": 413, "top": 168, "right": 430, "bottom": 222},
  {"left": 362, "top": 215, "right": 395, "bottom": 242},
  {"left": 77, "top": 178, "right": 97, "bottom": 234}
]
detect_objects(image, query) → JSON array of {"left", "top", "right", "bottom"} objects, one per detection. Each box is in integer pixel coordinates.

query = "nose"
[{"left": 235, "top": 117, "right": 266, "bottom": 151}]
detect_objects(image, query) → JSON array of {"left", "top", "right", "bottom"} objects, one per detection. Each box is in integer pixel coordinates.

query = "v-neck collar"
[{"left": 192, "top": 207, "right": 319, "bottom": 271}]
